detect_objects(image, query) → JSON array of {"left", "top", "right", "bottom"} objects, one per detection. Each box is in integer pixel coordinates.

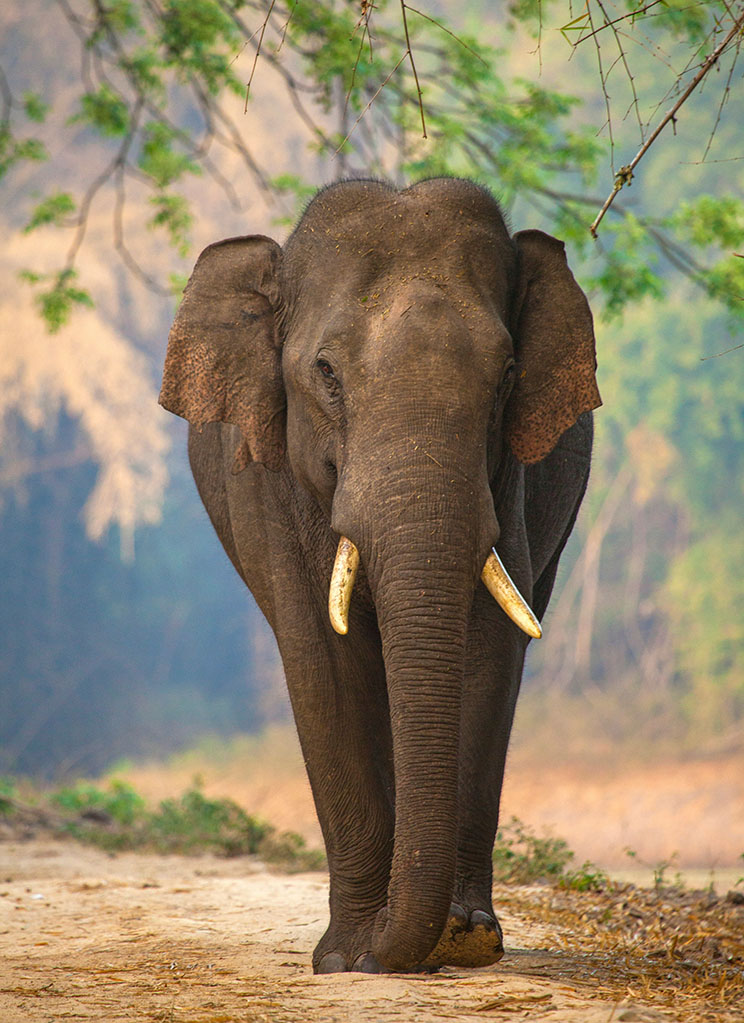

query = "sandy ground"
[
  {"left": 0, "top": 839, "right": 692, "bottom": 1023},
  {"left": 3, "top": 735, "right": 739, "bottom": 1021}
]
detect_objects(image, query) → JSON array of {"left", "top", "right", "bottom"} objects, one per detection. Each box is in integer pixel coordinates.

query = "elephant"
[{"left": 159, "top": 177, "right": 601, "bottom": 975}]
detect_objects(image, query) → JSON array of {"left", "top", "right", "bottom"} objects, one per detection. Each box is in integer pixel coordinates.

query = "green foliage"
[
  {"left": 560, "top": 862, "right": 611, "bottom": 892},
  {"left": 0, "top": 777, "right": 18, "bottom": 816},
  {"left": 671, "top": 196, "right": 744, "bottom": 251},
  {"left": 148, "top": 194, "right": 193, "bottom": 255},
  {"left": 73, "top": 84, "right": 131, "bottom": 138},
  {"left": 139, "top": 122, "right": 200, "bottom": 187},
  {"left": 19, "top": 268, "right": 94, "bottom": 332},
  {"left": 5, "top": 0, "right": 742, "bottom": 329},
  {"left": 158, "top": 0, "right": 243, "bottom": 95},
  {"left": 664, "top": 197, "right": 744, "bottom": 318},
  {"left": 589, "top": 214, "right": 666, "bottom": 320},
  {"left": 0, "top": 126, "right": 47, "bottom": 179},
  {"left": 51, "top": 779, "right": 146, "bottom": 825},
  {"left": 23, "top": 191, "right": 76, "bottom": 233},
  {"left": 22, "top": 92, "right": 49, "bottom": 123},
  {"left": 9, "top": 777, "right": 326, "bottom": 867},
  {"left": 493, "top": 816, "right": 575, "bottom": 883},
  {"left": 287, "top": 1, "right": 373, "bottom": 107},
  {"left": 148, "top": 784, "right": 268, "bottom": 854}
]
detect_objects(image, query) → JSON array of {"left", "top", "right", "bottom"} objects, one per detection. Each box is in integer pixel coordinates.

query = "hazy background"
[{"left": 1, "top": 0, "right": 742, "bottom": 872}]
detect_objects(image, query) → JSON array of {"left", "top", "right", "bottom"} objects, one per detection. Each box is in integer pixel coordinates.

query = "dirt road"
[{"left": 2, "top": 839, "right": 740, "bottom": 1023}]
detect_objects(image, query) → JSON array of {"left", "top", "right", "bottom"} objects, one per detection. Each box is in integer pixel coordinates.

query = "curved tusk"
[
  {"left": 481, "top": 548, "right": 542, "bottom": 639},
  {"left": 329, "top": 536, "right": 360, "bottom": 636}
]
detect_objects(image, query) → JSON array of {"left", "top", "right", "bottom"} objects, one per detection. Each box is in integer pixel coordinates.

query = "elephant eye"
[
  {"left": 316, "top": 358, "right": 337, "bottom": 382},
  {"left": 500, "top": 361, "right": 517, "bottom": 396}
]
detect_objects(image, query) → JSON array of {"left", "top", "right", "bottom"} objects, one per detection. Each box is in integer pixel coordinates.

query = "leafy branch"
[
  {"left": 3, "top": 0, "right": 743, "bottom": 329},
  {"left": 589, "top": 5, "right": 744, "bottom": 236}
]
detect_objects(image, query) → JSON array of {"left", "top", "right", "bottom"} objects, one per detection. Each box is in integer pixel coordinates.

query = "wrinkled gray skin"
[{"left": 160, "top": 178, "right": 600, "bottom": 975}]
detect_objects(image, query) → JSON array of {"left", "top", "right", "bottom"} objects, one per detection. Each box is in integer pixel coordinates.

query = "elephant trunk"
[
  {"left": 338, "top": 464, "right": 487, "bottom": 970},
  {"left": 371, "top": 555, "right": 468, "bottom": 970}
]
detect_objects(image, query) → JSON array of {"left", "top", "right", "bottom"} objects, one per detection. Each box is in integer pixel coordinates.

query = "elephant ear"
[
  {"left": 505, "top": 229, "right": 601, "bottom": 464},
  {"left": 160, "top": 235, "right": 286, "bottom": 473}
]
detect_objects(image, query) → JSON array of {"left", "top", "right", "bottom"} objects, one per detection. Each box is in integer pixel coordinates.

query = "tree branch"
[{"left": 591, "top": 8, "right": 744, "bottom": 236}]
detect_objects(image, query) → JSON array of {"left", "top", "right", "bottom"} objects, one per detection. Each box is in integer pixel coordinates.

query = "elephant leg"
[
  {"left": 424, "top": 592, "right": 527, "bottom": 969},
  {"left": 276, "top": 608, "right": 395, "bottom": 975}
]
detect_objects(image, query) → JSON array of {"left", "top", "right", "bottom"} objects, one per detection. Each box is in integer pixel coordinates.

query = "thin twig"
[
  {"left": 700, "top": 341, "right": 744, "bottom": 360},
  {"left": 277, "top": 1, "right": 297, "bottom": 52},
  {"left": 405, "top": 4, "right": 488, "bottom": 66},
  {"left": 586, "top": 2, "right": 616, "bottom": 172},
  {"left": 400, "top": 1, "right": 426, "bottom": 137},
  {"left": 570, "top": 0, "right": 666, "bottom": 46},
  {"left": 701, "top": 30, "right": 740, "bottom": 161},
  {"left": 335, "top": 51, "right": 407, "bottom": 155},
  {"left": 113, "top": 163, "right": 172, "bottom": 296},
  {"left": 590, "top": 7, "right": 744, "bottom": 237},
  {"left": 345, "top": 14, "right": 374, "bottom": 122},
  {"left": 244, "top": 0, "right": 277, "bottom": 112},
  {"left": 595, "top": 0, "right": 644, "bottom": 138}
]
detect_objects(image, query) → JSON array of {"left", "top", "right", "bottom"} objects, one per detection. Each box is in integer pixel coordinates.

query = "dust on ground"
[{"left": 2, "top": 838, "right": 742, "bottom": 1023}]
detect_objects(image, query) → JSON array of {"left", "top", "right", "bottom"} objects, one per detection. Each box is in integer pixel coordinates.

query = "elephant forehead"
[
  {"left": 282, "top": 187, "right": 515, "bottom": 316},
  {"left": 289, "top": 225, "right": 508, "bottom": 291},
  {"left": 286, "top": 253, "right": 512, "bottom": 349}
]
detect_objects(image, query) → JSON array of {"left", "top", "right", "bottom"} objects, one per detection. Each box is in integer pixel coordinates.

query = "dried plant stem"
[
  {"left": 590, "top": 9, "right": 744, "bottom": 237},
  {"left": 400, "top": 1, "right": 426, "bottom": 138}
]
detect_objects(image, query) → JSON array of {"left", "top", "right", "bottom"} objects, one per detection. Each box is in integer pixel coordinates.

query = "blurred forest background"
[{"left": 1, "top": 0, "right": 742, "bottom": 779}]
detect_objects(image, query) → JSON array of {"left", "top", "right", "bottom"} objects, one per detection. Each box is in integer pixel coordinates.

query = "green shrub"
[
  {"left": 493, "top": 817, "right": 575, "bottom": 884},
  {"left": 51, "top": 779, "right": 146, "bottom": 825}
]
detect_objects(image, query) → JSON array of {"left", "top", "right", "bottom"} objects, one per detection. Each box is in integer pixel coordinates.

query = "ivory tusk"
[
  {"left": 329, "top": 536, "right": 360, "bottom": 636},
  {"left": 481, "top": 548, "right": 542, "bottom": 639}
]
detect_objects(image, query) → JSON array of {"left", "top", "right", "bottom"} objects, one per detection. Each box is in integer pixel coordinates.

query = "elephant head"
[{"left": 160, "top": 178, "right": 600, "bottom": 970}]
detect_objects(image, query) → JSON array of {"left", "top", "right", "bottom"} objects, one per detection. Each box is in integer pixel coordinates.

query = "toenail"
[
  {"left": 353, "top": 952, "right": 383, "bottom": 973},
  {"left": 316, "top": 952, "right": 348, "bottom": 974}
]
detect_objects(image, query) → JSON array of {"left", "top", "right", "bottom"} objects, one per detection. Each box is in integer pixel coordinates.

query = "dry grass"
[{"left": 497, "top": 880, "right": 744, "bottom": 1021}]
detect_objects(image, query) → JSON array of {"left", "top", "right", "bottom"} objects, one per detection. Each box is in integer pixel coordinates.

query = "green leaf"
[
  {"left": 73, "top": 84, "right": 131, "bottom": 138},
  {"left": 670, "top": 196, "right": 744, "bottom": 250},
  {"left": 22, "top": 92, "right": 49, "bottom": 123},
  {"left": 148, "top": 192, "right": 193, "bottom": 256},
  {"left": 23, "top": 191, "right": 76, "bottom": 233},
  {"left": 21, "top": 268, "right": 95, "bottom": 333},
  {"left": 138, "top": 122, "right": 200, "bottom": 188},
  {"left": 0, "top": 128, "right": 48, "bottom": 179}
]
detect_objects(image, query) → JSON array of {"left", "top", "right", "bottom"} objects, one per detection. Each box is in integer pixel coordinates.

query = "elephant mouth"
[{"left": 328, "top": 537, "right": 541, "bottom": 639}]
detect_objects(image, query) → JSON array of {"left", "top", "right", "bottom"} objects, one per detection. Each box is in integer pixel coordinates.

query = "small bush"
[
  {"left": 51, "top": 779, "right": 146, "bottom": 825},
  {"left": 0, "top": 776, "right": 18, "bottom": 815},
  {"left": 493, "top": 816, "right": 575, "bottom": 884},
  {"left": 2, "top": 776, "right": 325, "bottom": 869},
  {"left": 560, "top": 861, "right": 611, "bottom": 892},
  {"left": 148, "top": 787, "right": 271, "bottom": 855}
]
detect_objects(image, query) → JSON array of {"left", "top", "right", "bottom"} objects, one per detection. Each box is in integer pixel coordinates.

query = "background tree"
[{"left": 0, "top": 0, "right": 742, "bottom": 774}]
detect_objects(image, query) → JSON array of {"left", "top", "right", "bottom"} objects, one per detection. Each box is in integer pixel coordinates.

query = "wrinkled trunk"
[
  {"left": 334, "top": 449, "right": 493, "bottom": 970},
  {"left": 371, "top": 542, "right": 470, "bottom": 970}
]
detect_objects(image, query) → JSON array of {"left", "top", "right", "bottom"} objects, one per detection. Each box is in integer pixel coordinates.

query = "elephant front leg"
[
  {"left": 425, "top": 595, "right": 527, "bottom": 969},
  {"left": 277, "top": 622, "right": 395, "bottom": 974}
]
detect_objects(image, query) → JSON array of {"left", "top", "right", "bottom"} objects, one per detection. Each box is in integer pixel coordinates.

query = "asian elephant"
[{"left": 160, "top": 177, "right": 601, "bottom": 974}]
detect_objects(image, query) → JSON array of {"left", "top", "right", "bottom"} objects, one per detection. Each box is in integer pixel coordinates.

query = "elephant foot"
[
  {"left": 316, "top": 950, "right": 385, "bottom": 974},
  {"left": 313, "top": 920, "right": 388, "bottom": 974},
  {"left": 422, "top": 903, "right": 504, "bottom": 969}
]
